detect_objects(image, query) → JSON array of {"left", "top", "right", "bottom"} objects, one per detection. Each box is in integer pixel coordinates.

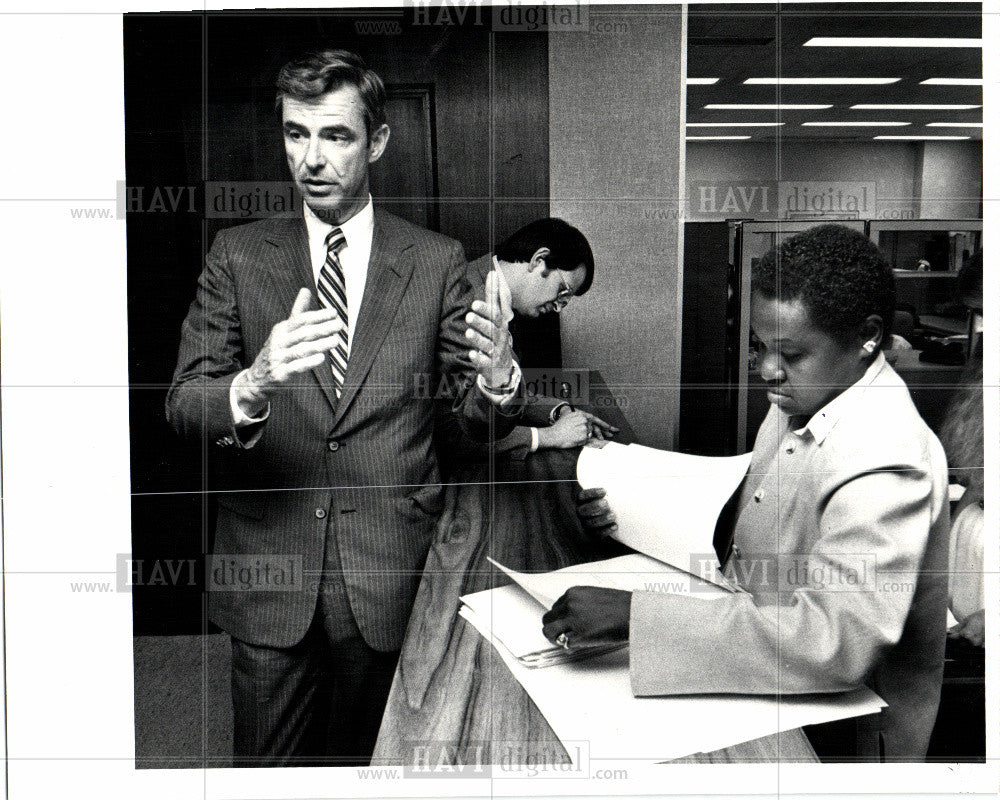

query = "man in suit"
[
  {"left": 448, "top": 218, "right": 618, "bottom": 461},
  {"left": 166, "top": 49, "right": 519, "bottom": 768}
]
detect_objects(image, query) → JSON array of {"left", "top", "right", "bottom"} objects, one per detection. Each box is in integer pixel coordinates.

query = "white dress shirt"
[{"left": 303, "top": 196, "right": 374, "bottom": 359}]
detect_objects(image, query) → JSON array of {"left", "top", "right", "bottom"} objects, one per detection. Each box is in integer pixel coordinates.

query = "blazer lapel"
[
  {"left": 262, "top": 216, "right": 341, "bottom": 412},
  {"left": 332, "top": 211, "right": 414, "bottom": 428}
]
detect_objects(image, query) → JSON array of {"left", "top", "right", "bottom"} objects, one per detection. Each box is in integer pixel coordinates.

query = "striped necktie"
[{"left": 317, "top": 227, "right": 350, "bottom": 397}]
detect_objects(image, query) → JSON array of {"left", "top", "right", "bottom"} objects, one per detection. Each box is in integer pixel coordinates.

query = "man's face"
[
  {"left": 511, "top": 259, "right": 587, "bottom": 318},
  {"left": 749, "top": 294, "right": 869, "bottom": 419},
  {"left": 282, "top": 86, "right": 389, "bottom": 224}
]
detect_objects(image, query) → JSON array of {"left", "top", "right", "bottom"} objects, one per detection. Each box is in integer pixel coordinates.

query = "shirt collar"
[
  {"left": 303, "top": 195, "right": 374, "bottom": 250},
  {"left": 787, "top": 352, "right": 887, "bottom": 445},
  {"left": 491, "top": 255, "right": 515, "bottom": 325}
]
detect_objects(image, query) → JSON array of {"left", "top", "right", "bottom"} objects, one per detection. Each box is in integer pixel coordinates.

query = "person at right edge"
[
  {"left": 939, "top": 251, "right": 985, "bottom": 648},
  {"left": 544, "top": 224, "right": 950, "bottom": 762}
]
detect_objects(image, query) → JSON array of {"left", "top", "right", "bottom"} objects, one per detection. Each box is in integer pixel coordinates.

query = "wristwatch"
[{"left": 549, "top": 402, "right": 573, "bottom": 424}]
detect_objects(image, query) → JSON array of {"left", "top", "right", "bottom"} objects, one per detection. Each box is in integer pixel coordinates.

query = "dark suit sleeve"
[
  {"left": 165, "top": 230, "right": 259, "bottom": 447},
  {"left": 436, "top": 243, "right": 521, "bottom": 442},
  {"left": 522, "top": 395, "right": 564, "bottom": 428}
]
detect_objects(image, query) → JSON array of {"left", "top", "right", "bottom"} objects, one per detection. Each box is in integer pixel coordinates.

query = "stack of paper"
[{"left": 459, "top": 597, "right": 885, "bottom": 763}]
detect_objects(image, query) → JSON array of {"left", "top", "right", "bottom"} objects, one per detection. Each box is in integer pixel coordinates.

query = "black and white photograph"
[{"left": 0, "top": 1, "right": 995, "bottom": 798}]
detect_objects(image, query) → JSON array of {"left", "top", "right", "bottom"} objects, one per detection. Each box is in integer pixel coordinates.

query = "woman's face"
[{"left": 750, "top": 294, "right": 871, "bottom": 419}]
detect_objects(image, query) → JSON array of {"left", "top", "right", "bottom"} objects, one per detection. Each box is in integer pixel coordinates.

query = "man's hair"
[
  {"left": 495, "top": 217, "right": 595, "bottom": 295},
  {"left": 275, "top": 49, "right": 387, "bottom": 141},
  {"left": 752, "top": 223, "right": 895, "bottom": 349}
]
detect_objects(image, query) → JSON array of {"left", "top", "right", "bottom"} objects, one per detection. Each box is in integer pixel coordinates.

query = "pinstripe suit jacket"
[{"left": 166, "top": 210, "right": 517, "bottom": 651}]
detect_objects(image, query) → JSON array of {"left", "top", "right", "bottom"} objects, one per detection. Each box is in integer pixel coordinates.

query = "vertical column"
[{"left": 549, "top": 5, "right": 686, "bottom": 448}]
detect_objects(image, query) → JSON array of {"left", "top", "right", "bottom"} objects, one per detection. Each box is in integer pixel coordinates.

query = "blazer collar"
[{"left": 787, "top": 353, "right": 888, "bottom": 446}]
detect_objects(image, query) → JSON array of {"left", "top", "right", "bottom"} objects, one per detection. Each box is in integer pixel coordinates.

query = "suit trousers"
[{"left": 230, "top": 526, "right": 399, "bottom": 768}]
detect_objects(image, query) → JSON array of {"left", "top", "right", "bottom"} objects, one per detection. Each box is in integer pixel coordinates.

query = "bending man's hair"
[{"left": 495, "top": 217, "right": 596, "bottom": 295}]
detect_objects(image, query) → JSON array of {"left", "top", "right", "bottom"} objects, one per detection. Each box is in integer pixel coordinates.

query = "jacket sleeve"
[
  {"left": 165, "top": 230, "right": 262, "bottom": 447},
  {"left": 628, "top": 460, "right": 943, "bottom": 696},
  {"left": 436, "top": 244, "right": 522, "bottom": 443}
]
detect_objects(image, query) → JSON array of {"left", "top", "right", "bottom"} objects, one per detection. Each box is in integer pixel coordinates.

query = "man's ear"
[
  {"left": 528, "top": 246, "right": 551, "bottom": 273},
  {"left": 368, "top": 124, "right": 391, "bottom": 164}
]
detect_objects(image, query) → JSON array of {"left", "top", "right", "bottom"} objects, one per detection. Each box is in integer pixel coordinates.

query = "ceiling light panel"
[
  {"left": 851, "top": 104, "right": 981, "bottom": 110},
  {"left": 744, "top": 77, "right": 900, "bottom": 85},
  {"left": 705, "top": 104, "right": 832, "bottom": 110},
  {"left": 802, "top": 121, "right": 911, "bottom": 127},
  {"left": 920, "top": 78, "right": 983, "bottom": 86},
  {"left": 804, "top": 37, "right": 982, "bottom": 48}
]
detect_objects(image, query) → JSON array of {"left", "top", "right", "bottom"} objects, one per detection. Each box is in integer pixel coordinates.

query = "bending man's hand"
[
  {"left": 538, "top": 410, "right": 591, "bottom": 449},
  {"left": 234, "top": 288, "right": 343, "bottom": 415},
  {"left": 465, "top": 270, "right": 515, "bottom": 389},
  {"left": 577, "top": 411, "right": 619, "bottom": 441},
  {"left": 541, "top": 586, "right": 632, "bottom": 648}
]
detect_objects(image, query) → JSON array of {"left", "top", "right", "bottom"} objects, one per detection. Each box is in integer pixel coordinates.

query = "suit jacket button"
[
  {"left": 315, "top": 508, "right": 327, "bottom": 519},
  {"left": 327, "top": 441, "right": 340, "bottom": 451}
]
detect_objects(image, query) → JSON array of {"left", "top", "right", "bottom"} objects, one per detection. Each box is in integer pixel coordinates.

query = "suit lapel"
[
  {"left": 331, "top": 210, "right": 415, "bottom": 428},
  {"left": 262, "top": 216, "right": 341, "bottom": 412}
]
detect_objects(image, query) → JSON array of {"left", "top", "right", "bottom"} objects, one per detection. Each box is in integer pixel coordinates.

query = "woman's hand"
[
  {"left": 541, "top": 586, "right": 632, "bottom": 648},
  {"left": 576, "top": 487, "right": 618, "bottom": 535}
]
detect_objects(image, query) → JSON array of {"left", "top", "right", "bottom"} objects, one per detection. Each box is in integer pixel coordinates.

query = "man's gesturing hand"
[
  {"left": 465, "top": 270, "right": 515, "bottom": 390},
  {"left": 234, "top": 288, "right": 343, "bottom": 416}
]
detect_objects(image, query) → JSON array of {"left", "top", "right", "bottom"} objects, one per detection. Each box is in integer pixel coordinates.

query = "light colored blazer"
[
  {"left": 629, "top": 356, "right": 949, "bottom": 761},
  {"left": 166, "top": 210, "right": 516, "bottom": 652}
]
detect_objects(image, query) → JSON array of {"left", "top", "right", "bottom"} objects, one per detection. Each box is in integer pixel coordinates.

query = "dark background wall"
[{"left": 125, "top": 11, "right": 553, "bottom": 635}]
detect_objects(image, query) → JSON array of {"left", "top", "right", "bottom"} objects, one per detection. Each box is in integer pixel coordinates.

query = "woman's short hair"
[
  {"left": 752, "top": 223, "right": 896, "bottom": 349},
  {"left": 275, "top": 49, "right": 387, "bottom": 141}
]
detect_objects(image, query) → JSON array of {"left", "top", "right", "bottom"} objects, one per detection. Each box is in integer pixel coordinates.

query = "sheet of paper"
[
  {"left": 461, "top": 583, "right": 555, "bottom": 659},
  {"left": 461, "top": 555, "right": 726, "bottom": 662},
  {"left": 484, "top": 553, "right": 730, "bottom": 610},
  {"left": 577, "top": 442, "right": 752, "bottom": 586},
  {"left": 459, "top": 603, "right": 886, "bottom": 764}
]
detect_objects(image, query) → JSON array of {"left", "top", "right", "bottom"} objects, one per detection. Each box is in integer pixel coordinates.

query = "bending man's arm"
[{"left": 438, "top": 247, "right": 522, "bottom": 442}]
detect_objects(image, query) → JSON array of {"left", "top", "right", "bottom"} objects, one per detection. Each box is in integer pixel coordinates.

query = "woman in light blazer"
[{"left": 544, "top": 224, "right": 950, "bottom": 762}]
